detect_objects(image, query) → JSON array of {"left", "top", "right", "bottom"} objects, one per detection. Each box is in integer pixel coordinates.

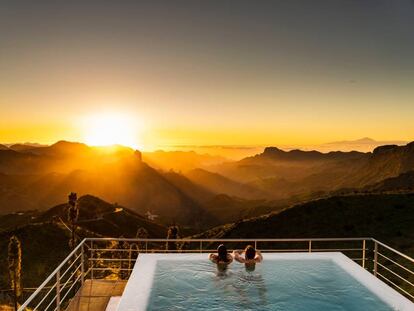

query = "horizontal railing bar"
[
  {"left": 77, "top": 294, "right": 128, "bottom": 298},
  {"left": 18, "top": 239, "right": 87, "bottom": 311},
  {"left": 376, "top": 272, "right": 414, "bottom": 300},
  {"left": 87, "top": 250, "right": 367, "bottom": 255},
  {"left": 86, "top": 248, "right": 139, "bottom": 252},
  {"left": 85, "top": 237, "right": 371, "bottom": 242},
  {"left": 91, "top": 268, "right": 133, "bottom": 271},
  {"left": 309, "top": 248, "right": 365, "bottom": 252},
  {"left": 377, "top": 262, "right": 414, "bottom": 288},
  {"left": 88, "top": 258, "right": 137, "bottom": 262},
  {"left": 87, "top": 247, "right": 367, "bottom": 253},
  {"left": 87, "top": 250, "right": 309, "bottom": 254},
  {"left": 377, "top": 252, "right": 414, "bottom": 276},
  {"left": 243, "top": 249, "right": 308, "bottom": 252},
  {"left": 372, "top": 239, "right": 414, "bottom": 264}
]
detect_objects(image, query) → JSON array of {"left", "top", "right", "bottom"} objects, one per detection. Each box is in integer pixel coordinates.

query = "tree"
[
  {"left": 67, "top": 192, "right": 79, "bottom": 249},
  {"left": 8, "top": 236, "right": 22, "bottom": 311},
  {"left": 135, "top": 227, "right": 149, "bottom": 251},
  {"left": 166, "top": 224, "right": 179, "bottom": 251}
]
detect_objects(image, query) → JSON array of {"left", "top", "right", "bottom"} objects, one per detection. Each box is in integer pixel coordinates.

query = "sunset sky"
[{"left": 1, "top": 0, "right": 414, "bottom": 150}]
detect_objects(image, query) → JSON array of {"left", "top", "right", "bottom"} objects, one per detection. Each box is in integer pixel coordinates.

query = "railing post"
[
  {"left": 362, "top": 240, "right": 366, "bottom": 269},
  {"left": 81, "top": 242, "right": 85, "bottom": 285},
  {"left": 56, "top": 269, "right": 61, "bottom": 311},
  {"left": 145, "top": 241, "right": 148, "bottom": 253},
  {"left": 200, "top": 241, "right": 202, "bottom": 253},
  {"left": 91, "top": 241, "right": 94, "bottom": 280},
  {"left": 254, "top": 240, "right": 257, "bottom": 250},
  {"left": 308, "top": 240, "right": 312, "bottom": 253},
  {"left": 373, "top": 241, "right": 378, "bottom": 277}
]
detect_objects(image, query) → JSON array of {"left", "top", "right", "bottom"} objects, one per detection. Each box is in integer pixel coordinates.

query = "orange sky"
[{"left": 1, "top": 1, "right": 414, "bottom": 150}]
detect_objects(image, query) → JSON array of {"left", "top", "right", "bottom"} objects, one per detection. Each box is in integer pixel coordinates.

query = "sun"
[{"left": 83, "top": 113, "right": 140, "bottom": 149}]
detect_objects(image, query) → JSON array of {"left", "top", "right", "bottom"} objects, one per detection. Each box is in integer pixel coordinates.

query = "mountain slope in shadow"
[
  {"left": 0, "top": 142, "right": 216, "bottom": 229},
  {"left": 0, "top": 195, "right": 168, "bottom": 291},
  {"left": 195, "top": 193, "right": 414, "bottom": 256}
]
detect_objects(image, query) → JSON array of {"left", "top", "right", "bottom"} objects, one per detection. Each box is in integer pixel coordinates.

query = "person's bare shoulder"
[{"left": 255, "top": 250, "right": 263, "bottom": 263}]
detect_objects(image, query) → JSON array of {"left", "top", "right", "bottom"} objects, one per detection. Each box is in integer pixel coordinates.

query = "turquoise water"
[{"left": 146, "top": 259, "right": 394, "bottom": 311}]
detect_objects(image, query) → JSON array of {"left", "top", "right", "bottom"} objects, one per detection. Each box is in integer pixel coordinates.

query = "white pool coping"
[{"left": 117, "top": 252, "right": 414, "bottom": 311}]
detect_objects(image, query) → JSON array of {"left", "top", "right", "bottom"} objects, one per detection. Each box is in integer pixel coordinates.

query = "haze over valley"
[{"left": 1, "top": 139, "right": 414, "bottom": 228}]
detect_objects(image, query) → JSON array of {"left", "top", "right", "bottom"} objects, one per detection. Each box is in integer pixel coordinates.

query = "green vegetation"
[
  {"left": 196, "top": 193, "right": 414, "bottom": 256},
  {"left": 0, "top": 195, "right": 167, "bottom": 300},
  {"left": 8, "top": 236, "right": 21, "bottom": 311}
]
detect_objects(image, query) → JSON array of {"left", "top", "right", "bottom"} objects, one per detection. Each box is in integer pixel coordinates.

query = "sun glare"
[{"left": 83, "top": 113, "right": 140, "bottom": 149}]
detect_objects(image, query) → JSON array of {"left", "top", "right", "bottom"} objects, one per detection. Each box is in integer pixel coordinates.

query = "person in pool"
[
  {"left": 209, "top": 244, "right": 233, "bottom": 266},
  {"left": 233, "top": 245, "right": 263, "bottom": 271}
]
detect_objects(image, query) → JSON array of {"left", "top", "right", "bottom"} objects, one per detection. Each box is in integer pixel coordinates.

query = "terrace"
[{"left": 18, "top": 237, "right": 414, "bottom": 311}]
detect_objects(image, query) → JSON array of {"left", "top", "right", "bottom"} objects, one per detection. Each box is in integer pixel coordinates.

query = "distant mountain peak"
[
  {"left": 263, "top": 147, "right": 284, "bottom": 154},
  {"left": 355, "top": 137, "right": 376, "bottom": 143},
  {"left": 51, "top": 140, "right": 88, "bottom": 148}
]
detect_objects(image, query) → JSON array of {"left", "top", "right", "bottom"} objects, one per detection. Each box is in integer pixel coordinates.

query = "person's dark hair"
[
  {"left": 217, "top": 244, "right": 229, "bottom": 262},
  {"left": 245, "top": 245, "right": 256, "bottom": 260}
]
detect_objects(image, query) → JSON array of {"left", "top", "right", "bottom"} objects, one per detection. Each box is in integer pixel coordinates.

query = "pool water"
[
  {"left": 146, "top": 259, "right": 394, "bottom": 311},
  {"left": 117, "top": 253, "right": 413, "bottom": 311}
]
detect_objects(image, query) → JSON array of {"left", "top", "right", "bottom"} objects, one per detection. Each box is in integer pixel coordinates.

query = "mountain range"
[{"left": 2, "top": 140, "right": 414, "bottom": 230}]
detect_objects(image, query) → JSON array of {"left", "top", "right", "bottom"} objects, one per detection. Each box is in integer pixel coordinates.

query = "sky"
[{"left": 1, "top": 0, "right": 414, "bottom": 150}]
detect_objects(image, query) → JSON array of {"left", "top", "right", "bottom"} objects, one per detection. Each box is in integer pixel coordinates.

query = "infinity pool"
[{"left": 117, "top": 253, "right": 413, "bottom": 311}]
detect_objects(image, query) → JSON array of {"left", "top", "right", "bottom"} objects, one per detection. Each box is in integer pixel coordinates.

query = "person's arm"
[
  {"left": 232, "top": 250, "right": 245, "bottom": 263},
  {"left": 255, "top": 250, "right": 263, "bottom": 263},
  {"left": 209, "top": 254, "right": 218, "bottom": 263}
]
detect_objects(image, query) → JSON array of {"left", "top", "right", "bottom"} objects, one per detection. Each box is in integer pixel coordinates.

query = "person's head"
[
  {"left": 245, "top": 245, "right": 256, "bottom": 260},
  {"left": 217, "top": 244, "right": 228, "bottom": 262}
]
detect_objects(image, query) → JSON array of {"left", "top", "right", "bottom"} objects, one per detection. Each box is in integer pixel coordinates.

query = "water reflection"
[{"left": 233, "top": 269, "right": 268, "bottom": 308}]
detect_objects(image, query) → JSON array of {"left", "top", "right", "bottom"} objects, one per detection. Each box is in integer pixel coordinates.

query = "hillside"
[
  {"left": 206, "top": 142, "right": 414, "bottom": 201},
  {"left": 0, "top": 142, "right": 216, "bottom": 228},
  {"left": 3, "top": 140, "right": 414, "bottom": 231},
  {"left": 0, "top": 223, "right": 72, "bottom": 291},
  {"left": 0, "top": 195, "right": 167, "bottom": 237},
  {"left": 347, "top": 143, "right": 414, "bottom": 187},
  {"left": 363, "top": 171, "right": 414, "bottom": 192},
  {"left": 185, "top": 168, "right": 266, "bottom": 199},
  {"left": 7, "top": 143, "right": 45, "bottom": 152},
  {"left": 161, "top": 171, "right": 214, "bottom": 203},
  {"left": 209, "top": 146, "right": 366, "bottom": 182},
  {"left": 0, "top": 195, "right": 168, "bottom": 293},
  {"left": 201, "top": 194, "right": 275, "bottom": 224},
  {"left": 333, "top": 171, "right": 414, "bottom": 195},
  {"left": 143, "top": 150, "right": 226, "bottom": 172},
  {"left": 195, "top": 193, "right": 414, "bottom": 256}
]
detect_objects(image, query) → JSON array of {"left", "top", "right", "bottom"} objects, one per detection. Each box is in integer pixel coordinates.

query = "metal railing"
[{"left": 18, "top": 237, "right": 414, "bottom": 310}]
